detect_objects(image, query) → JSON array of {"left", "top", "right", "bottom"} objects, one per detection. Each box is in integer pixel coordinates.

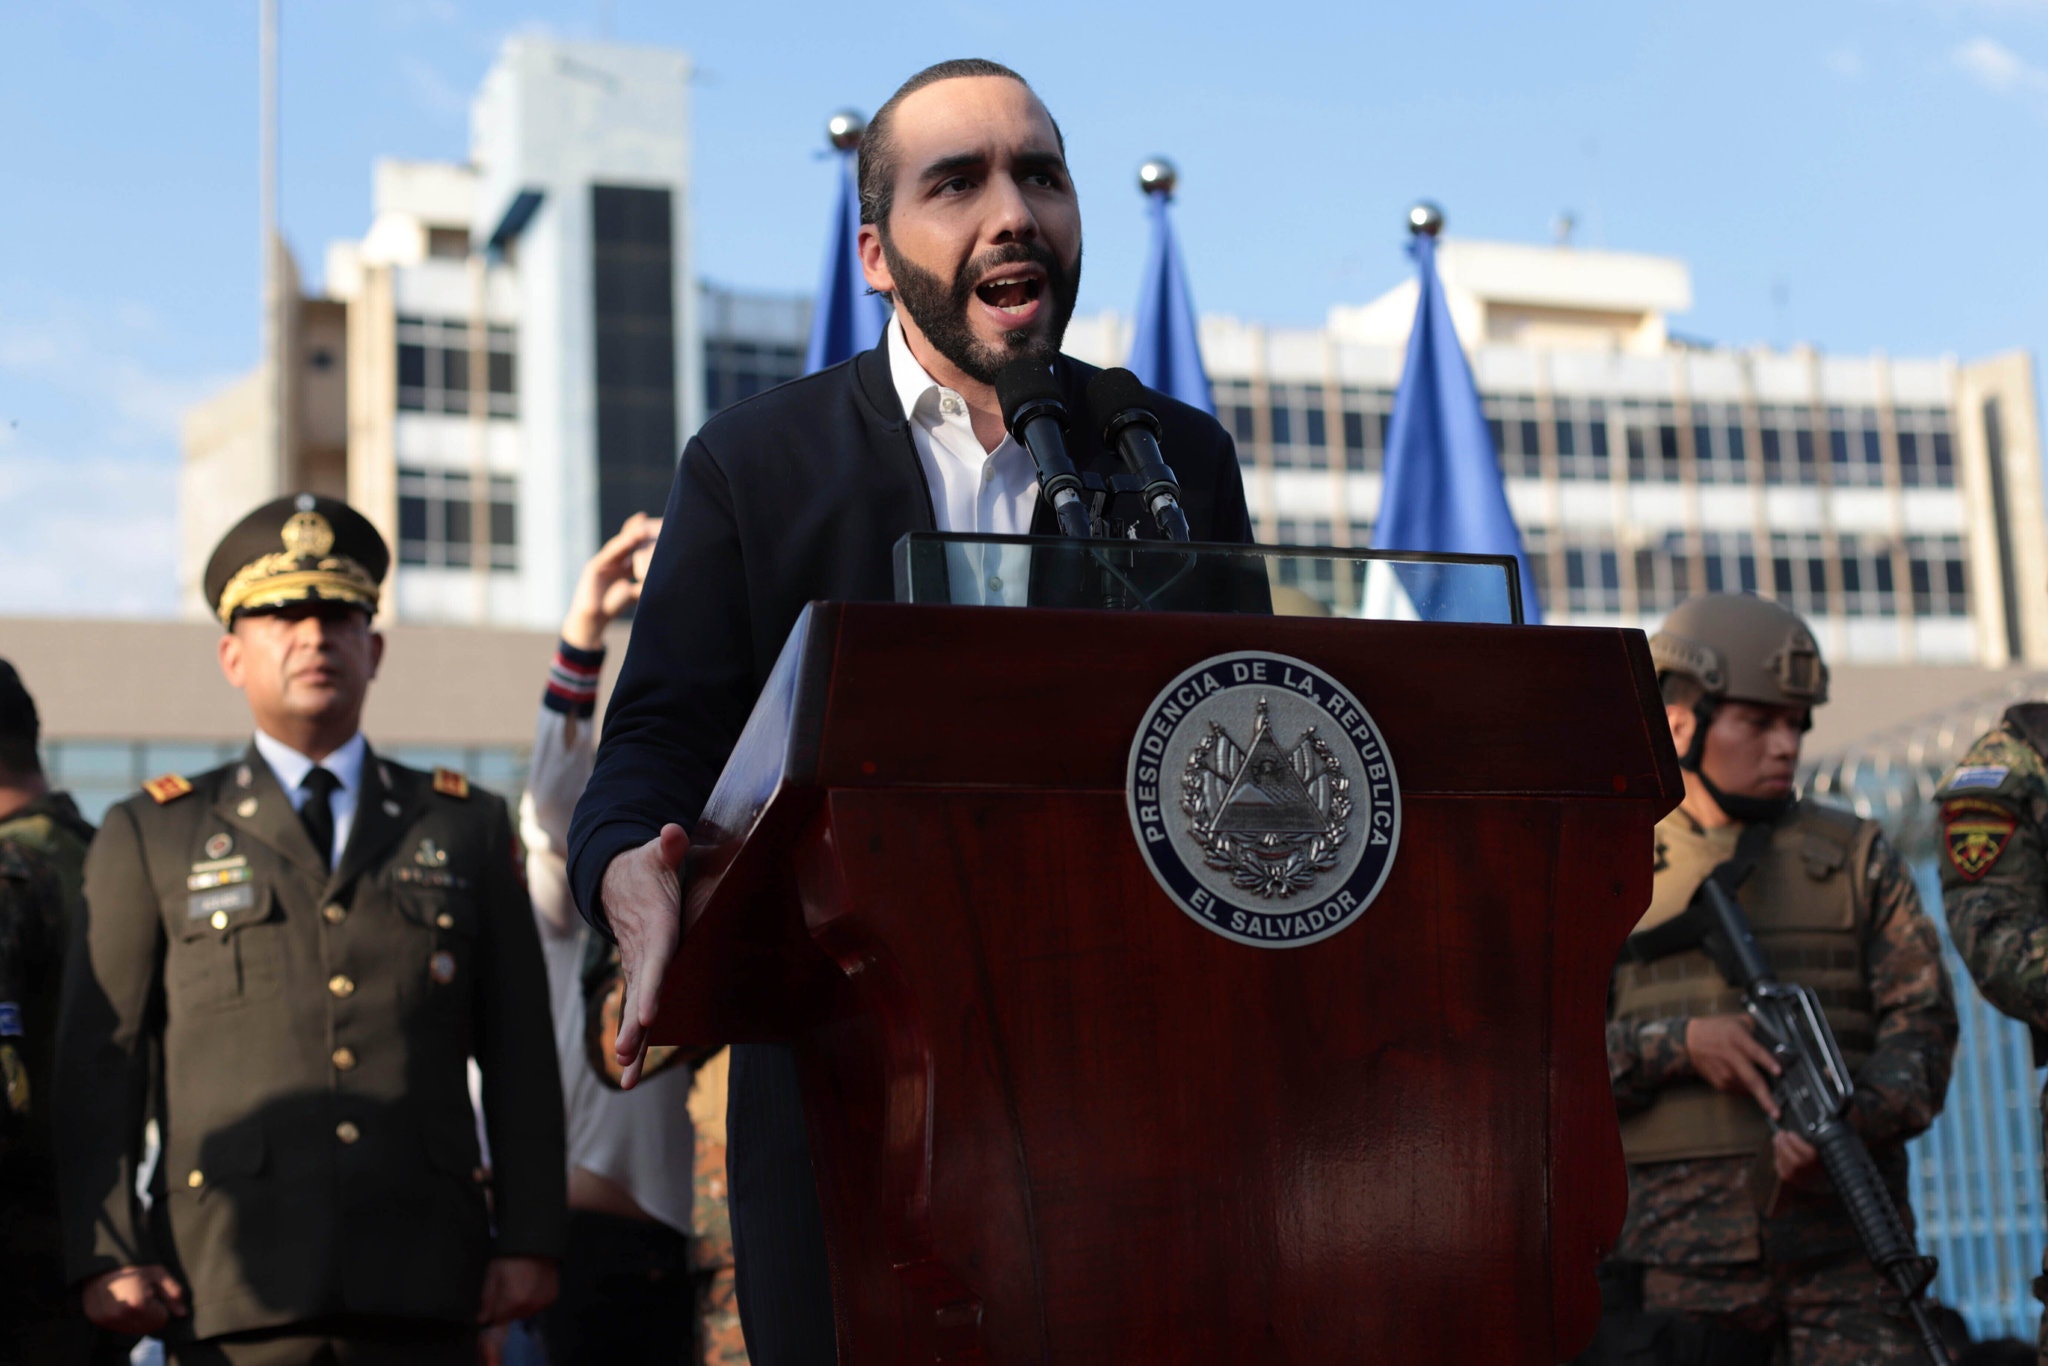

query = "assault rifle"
[{"left": 1696, "top": 877, "right": 1947, "bottom": 1366}]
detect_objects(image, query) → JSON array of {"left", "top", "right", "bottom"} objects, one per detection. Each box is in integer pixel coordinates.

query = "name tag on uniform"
[
  {"left": 188, "top": 884, "right": 256, "bottom": 919},
  {"left": 392, "top": 867, "right": 470, "bottom": 890}
]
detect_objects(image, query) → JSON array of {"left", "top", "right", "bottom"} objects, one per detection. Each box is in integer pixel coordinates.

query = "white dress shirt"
[
  {"left": 887, "top": 315, "right": 1043, "bottom": 604},
  {"left": 252, "top": 729, "right": 366, "bottom": 867}
]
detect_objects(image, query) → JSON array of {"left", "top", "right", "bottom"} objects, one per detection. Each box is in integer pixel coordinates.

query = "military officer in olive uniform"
[
  {"left": 1601, "top": 594, "right": 1955, "bottom": 1365},
  {"left": 54, "top": 494, "right": 566, "bottom": 1363},
  {"left": 1935, "top": 702, "right": 2048, "bottom": 1363}
]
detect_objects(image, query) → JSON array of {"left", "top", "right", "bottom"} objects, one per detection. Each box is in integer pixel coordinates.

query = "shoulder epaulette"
[
  {"left": 143, "top": 773, "right": 194, "bottom": 805},
  {"left": 432, "top": 767, "right": 470, "bottom": 800}
]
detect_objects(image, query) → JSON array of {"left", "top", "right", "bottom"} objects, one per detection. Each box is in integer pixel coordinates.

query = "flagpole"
[{"left": 259, "top": 0, "right": 282, "bottom": 492}]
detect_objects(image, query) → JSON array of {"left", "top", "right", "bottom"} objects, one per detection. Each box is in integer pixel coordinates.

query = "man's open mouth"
[{"left": 975, "top": 274, "right": 1044, "bottom": 314}]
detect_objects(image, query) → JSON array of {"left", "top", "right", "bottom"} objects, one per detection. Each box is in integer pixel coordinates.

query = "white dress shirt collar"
[
  {"left": 884, "top": 315, "right": 1041, "bottom": 540},
  {"left": 253, "top": 729, "right": 366, "bottom": 798},
  {"left": 253, "top": 730, "right": 367, "bottom": 867}
]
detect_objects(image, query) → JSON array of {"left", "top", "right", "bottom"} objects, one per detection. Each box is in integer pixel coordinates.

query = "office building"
[
  {"left": 1067, "top": 238, "right": 2046, "bottom": 666},
  {"left": 182, "top": 36, "right": 704, "bottom": 630}
]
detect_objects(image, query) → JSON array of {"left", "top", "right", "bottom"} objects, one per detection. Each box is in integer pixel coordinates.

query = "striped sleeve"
[{"left": 543, "top": 640, "right": 605, "bottom": 718}]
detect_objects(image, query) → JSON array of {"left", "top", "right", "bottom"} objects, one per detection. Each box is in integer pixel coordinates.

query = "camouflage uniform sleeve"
[
  {"left": 1937, "top": 728, "right": 2048, "bottom": 1032},
  {"left": 0, "top": 842, "right": 56, "bottom": 1149},
  {"left": 1851, "top": 831, "right": 1958, "bottom": 1148},
  {"left": 1608, "top": 1013, "right": 1693, "bottom": 1116}
]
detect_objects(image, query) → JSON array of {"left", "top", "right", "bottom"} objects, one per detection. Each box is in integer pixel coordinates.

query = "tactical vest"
[{"left": 1612, "top": 801, "right": 1879, "bottom": 1164}]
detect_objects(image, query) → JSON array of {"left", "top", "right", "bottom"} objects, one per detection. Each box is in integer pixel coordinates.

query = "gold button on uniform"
[
  {"left": 187, "top": 1169, "right": 204, "bottom": 1189},
  {"left": 332, "top": 1047, "right": 357, "bottom": 1071},
  {"left": 322, "top": 903, "right": 347, "bottom": 925},
  {"left": 435, "top": 912, "right": 454, "bottom": 930},
  {"left": 327, "top": 974, "right": 355, "bottom": 999},
  {"left": 335, "top": 1121, "right": 360, "bottom": 1144},
  {"left": 209, "top": 910, "right": 229, "bottom": 930}
]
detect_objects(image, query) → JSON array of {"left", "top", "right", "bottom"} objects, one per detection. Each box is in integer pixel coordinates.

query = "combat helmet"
[{"left": 1650, "top": 594, "right": 1827, "bottom": 774}]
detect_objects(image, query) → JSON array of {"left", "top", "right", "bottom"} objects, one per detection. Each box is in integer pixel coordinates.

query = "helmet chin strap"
[
  {"left": 1682, "top": 698, "right": 1793, "bottom": 825},
  {"left": 1696, "top": 767, "right": 1794, "bottom": 826}
]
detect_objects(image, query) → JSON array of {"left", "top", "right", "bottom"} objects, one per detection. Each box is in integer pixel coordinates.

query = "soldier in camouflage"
[
  {"left": 1935, "top": 701, "right": 2048, "bottom": 1364},
  {"left": 1601, "top": 595, "right": 1956, "bottom": 1365},
  {"left": 0, "top": 657, "right": 118, "bottom": 1365}
]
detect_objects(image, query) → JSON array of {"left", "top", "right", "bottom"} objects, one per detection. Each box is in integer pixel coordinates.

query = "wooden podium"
[{"left": 653, "top": 602, "right": 1680, "bottom": 1364}]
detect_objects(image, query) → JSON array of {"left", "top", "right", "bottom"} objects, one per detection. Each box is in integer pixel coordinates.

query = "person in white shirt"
[{"left": 523, "top": 515, "right": 744, "bottom": 1365}]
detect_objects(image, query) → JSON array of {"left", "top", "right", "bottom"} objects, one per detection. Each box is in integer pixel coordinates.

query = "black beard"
[{"left": 881, "top": 236, "right": 1082, "bottom": 385}]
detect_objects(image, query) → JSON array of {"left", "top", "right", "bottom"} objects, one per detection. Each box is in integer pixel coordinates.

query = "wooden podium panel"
[{"left": 653, "top": 602, "right": 1680, "bottom": 1363}]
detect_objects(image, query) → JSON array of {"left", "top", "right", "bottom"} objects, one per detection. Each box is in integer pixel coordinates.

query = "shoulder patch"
[
  {"left": 143, "top": 773, "right": 194, "bottom": 805},
  {"left": 1947, "top": 765, "right": 2011, "bottom": 793},
  {"left": 432, "top": 767, "right": 470, "bottom": 800},
  {"left": 1944, "top": 797, "right": 2019, "bottom": 882}
]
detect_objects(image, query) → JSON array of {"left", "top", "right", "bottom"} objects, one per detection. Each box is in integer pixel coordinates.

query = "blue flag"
[
  {"left": 1373, "top": 232, "right": 1542, "bottom": 623},
  {"left": 804, "top": 151, "right": 889, "bottom": 373},
  {"left": 1126, "top": 192, "right": 1213, "bottom": 414}
]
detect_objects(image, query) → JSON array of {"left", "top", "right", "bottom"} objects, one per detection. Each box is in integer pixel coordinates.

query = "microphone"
[
  {"left": 995, "top": 359, "right": 1096, "bottom": 540},
  {"left": 1085, "top": 368, "right": 1191, "bottom": 542}
]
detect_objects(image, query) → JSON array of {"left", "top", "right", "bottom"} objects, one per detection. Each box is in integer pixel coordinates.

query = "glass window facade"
[
  {"left": 704, "top": 338, "right": 804, "bottom": 413},
  {"left": 396, "top": 317, "right": 517, "bottom": 418},
  {"left": 397, "top": 467, "right": 517, "bottom": 570},
  {"left": 591, "top": 185, "right": 680, "bottom": 540}
]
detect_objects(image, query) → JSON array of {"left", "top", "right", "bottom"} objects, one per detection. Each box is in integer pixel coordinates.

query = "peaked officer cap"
[{"left": 204, "top": 493, "right": 388, "bottom": 624}]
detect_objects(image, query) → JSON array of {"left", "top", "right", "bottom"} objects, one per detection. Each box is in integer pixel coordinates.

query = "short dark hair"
[
  {"left": 1658, "top": 672, "right": 1705, "bottom": 709},
  {"left": 857, "top": 58, "right": 1064, "bottom": 230},
  {"left": 0, "top": 659, "right": 41, "bottom": 780}
]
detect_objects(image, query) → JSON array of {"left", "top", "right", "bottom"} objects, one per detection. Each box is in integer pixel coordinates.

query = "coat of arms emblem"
[
  {"left": 1183, "top": 698, "right": 1352, "bottom": 899},
  {"left": 1127, "top": 651, "right": 1400, "bottom": 949}
]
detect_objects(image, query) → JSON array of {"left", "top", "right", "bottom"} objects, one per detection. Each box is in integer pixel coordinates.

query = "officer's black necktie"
[{"left": 299, "top": 767, "right": 341, "bottom": 871}]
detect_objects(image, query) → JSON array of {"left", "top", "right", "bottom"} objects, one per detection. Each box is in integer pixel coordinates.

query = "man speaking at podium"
[{"left": 569, "top": 57, "right": 1251, "bottom": 1363}]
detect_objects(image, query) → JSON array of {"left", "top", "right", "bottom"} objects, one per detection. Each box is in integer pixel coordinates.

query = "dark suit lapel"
[
  {"left": 329, "top": 750, "right": 421, "bottom": 896},
  {"left": 218, "top": 744, "right": 326, "bottom": 880}
]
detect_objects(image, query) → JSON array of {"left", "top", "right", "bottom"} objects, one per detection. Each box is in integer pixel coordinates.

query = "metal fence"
[{"left": 1804, "top": 673, "right": 2048, "bottom": 1339}]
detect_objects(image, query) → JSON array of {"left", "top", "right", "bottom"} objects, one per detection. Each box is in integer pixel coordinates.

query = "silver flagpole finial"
[
  {"left": 826, "top": 109, "right": 866, "bottom": 152},
  {"left": 1407, "top": 200, "right": 1445, "bottom": 237},
  {"left": 1138, "top": 157, "right": 1178, "bottom": 198}
]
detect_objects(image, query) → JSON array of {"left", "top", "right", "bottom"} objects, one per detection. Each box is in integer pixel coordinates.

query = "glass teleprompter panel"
[{"left": 893, "top": 534, "right": 1523, "bottom": 625}]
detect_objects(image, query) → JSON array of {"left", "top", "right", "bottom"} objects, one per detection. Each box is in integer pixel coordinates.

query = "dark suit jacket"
[
  {"left": 568, "top": 341, "right": 1253, "bottom": 921},
  {"left": 54, "top": 747, "right": 565, "bottom": 1342},
  {"left": 566, "top": 340, "right": 1252, "bottom": 1364}
]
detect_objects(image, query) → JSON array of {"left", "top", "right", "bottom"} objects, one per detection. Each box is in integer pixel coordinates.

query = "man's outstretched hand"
[{"left": 600, "top": 822, "right": 690, "bottom": 1088}]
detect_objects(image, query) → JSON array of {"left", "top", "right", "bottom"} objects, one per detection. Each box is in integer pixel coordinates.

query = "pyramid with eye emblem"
[{"left": 1211, "top": 700, "right": 1325, "bottom": 835}]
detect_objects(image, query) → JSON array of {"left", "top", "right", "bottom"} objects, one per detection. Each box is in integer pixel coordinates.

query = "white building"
[
  {"left": 1067, "top": 237, "right": 2047, "bottom": 667},
  {"left": 183, "top": 36, "right": 703, "bottom": 630}
]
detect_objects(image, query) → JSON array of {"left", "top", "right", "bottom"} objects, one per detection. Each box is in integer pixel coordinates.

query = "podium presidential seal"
[{"left": 1127, "top": 651, "right": 1400, "bottom": 948}]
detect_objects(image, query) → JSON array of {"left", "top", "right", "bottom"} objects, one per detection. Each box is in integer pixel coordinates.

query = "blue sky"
[{"left": 3, "top": 0, "right": 2046, "bottom": 617}]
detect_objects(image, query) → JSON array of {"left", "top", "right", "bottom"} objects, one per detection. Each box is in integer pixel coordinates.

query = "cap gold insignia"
[
  {"left": 237, "top": 797, "right": 259, "bottom": 818},
  {"left": 415, "top": 838, "right": 448, "bottom": 868},
  {"left": 204, "top": 832, "right": 233, "bottom": 860},
  {"left": 281, "top": 510, "right": 336, "bottom": 559},
  {"left": 430, "top": 950, "right": 458, "bottom": 984}
]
